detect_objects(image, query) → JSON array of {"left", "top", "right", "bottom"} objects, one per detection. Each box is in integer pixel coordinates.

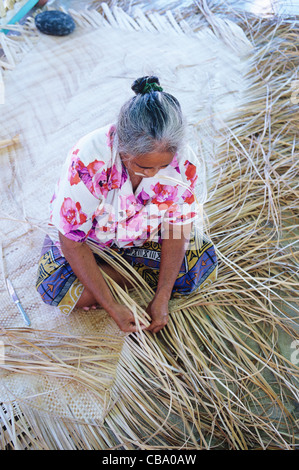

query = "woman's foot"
[
  {"left": 82, "top": 304, "right": 98, "bottom": 311},
  {"left": 76, "top": 288, "right": 99, "bottom": 311},
  {"left": 76, "top": 263, "right": 133, "bottom": 311}
]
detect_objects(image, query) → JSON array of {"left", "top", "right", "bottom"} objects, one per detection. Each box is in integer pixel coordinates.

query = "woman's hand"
[
  {"left": 59, "top": 233, "right": 144, "bottom": 334},
  {"left": 108, "top": 302, "right": 146, "bottom": 333},
  {"left": 145, "top": 294, "right": 170, "bottom": 334},
  {"left": 143, "top": 223, "right": 191, "bottom": 334}
]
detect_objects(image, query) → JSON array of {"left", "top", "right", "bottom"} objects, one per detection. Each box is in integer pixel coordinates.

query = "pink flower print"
[
  {"left": 182, "top": 188, "right": 195, "bottom": 205},
  {"left": 184, "top": 160, "right": 198, "bottom": 189},
  {"left": 107, "top": 164, "right": 122, "bottom": 190},
  {"left": 94, "top": 205, "right": 116, "bottom": 236},
  {"left": 136, "top": 188, "right": 150, "bottom": 206},
  {"left": 50, "top": 186, "right": 58, "bottom": 206},
  {"left": 92, "top": 169, "right": 108, "bottom": 197},
  {"left": 117, "top": 212, "right": 147, "bottom": 242},
  {"left": 170, "top": 155, "right": 180, "bottom": 173},
  {"left": 123, "top": 213, "right": 144, "bottom": 236},
  {"left": 97, "top": 213, "right": 116, "bottom": 233},
  {"left": 87, "top": 160, "right": 106, "bottom": 195},
  {"left": 76, "top": 159, "right": 106, "bottom": 196},
  {"left": 168, "top": 206, "right": 196, "bottom": 224},
  {"left": 106, "top": 125, "right": 116, "bottom": 149},
  {"left": 97, "top": 164, "right": 122, "bottom": 197},
  {"left": 68, "top": 150, "right": 83, "bottom": 186},
  {"left": 121, "top": 164, "right": 128, "bottom": 186},
  {"left": 178, "top": 211, "right": 196, "bottom": 222},
  {"left": 151, "top": 182, "right": 179, "bottom": 210},
  {"left": 87, "top": 159, "right": 105, "bottom": 176},
  {"left": 119, "top": 194, "right": 137, "bottom": 218},
  {"left": 60, "top": 197, "right": 87, "bottom": 233},
  {"left": 165, "top": 203, "right": 181, "bottom": 221}
]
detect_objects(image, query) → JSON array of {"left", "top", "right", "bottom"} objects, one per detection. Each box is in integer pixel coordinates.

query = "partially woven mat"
[{"left": 0, "top": 2, "right": 298, "bottom": 450}]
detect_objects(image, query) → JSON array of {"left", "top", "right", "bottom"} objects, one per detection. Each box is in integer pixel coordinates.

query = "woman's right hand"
[
  {"left": 58, "top": 234, "right": 145, "bottom": 333},
  {"left": 108, "top": 303, "right": 146, "bottom": 333}
]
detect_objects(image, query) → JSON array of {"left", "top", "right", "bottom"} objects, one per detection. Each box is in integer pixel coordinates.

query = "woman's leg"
[
  {"left": 76, "top": 261, "right": 133, "bottom": 310},
  {"left": 36, "top": 236, "right": 133, "bottom": 314}
]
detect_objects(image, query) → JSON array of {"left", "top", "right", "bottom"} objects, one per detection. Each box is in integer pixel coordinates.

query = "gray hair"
[{"left": 116, "top": 76, "right": 186, "bottom": 158}]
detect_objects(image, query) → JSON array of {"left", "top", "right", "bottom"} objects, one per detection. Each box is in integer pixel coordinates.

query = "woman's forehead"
[{"left": 132, "top": 151, "right": 175, "bottom": 168}]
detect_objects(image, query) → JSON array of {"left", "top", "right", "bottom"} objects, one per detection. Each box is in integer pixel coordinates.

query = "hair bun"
[{"left": 131, "top": 76, "right": 163, "bottom": 95}]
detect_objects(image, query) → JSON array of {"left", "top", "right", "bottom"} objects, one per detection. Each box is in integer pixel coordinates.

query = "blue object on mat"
[
  {"left": 35, "top": 10, "right": 75, "bottom": 36},
  {"left": 1, "top": 0, "right": 39, "bottom": 34}
]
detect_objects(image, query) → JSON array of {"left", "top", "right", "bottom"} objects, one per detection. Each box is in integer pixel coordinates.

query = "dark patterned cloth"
[
  {"left": 111, "top": 235, "right": 217, "bottom": 296},
  {"left": 36, "top": 234, "right": 218, "bottom": 314}
]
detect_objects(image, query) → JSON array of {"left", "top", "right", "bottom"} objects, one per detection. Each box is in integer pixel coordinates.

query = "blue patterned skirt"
[{"left": 36, "top": 234, "right": 218, "bottom": 314}]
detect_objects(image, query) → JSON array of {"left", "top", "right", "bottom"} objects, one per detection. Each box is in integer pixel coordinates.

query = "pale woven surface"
[{"left": 0, "top": 5, "right": 252, "bottom": 431}]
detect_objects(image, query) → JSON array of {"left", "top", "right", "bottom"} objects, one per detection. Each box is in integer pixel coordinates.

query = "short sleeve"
[
  {"left": 163, "top": 148, "right": 199, "bottom": 226},
  {"left": 50, "top": 131, "right": 109, "bottom": 242}
]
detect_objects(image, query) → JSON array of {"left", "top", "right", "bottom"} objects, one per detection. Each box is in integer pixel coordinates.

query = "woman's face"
[{"left": 122, "top": 151, "right": 175, "bottom": 178}]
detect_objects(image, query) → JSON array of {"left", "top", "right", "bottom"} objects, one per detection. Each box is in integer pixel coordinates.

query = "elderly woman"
[{"left": 36, "top": 76, "right": 217, "bottom": 334}]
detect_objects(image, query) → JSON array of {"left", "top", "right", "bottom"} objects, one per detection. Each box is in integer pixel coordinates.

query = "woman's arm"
[
  {"left": 59, "top": 232, "right": 144, "bottom": 333},
  {"left": 145, "top": 223, "right": 192, "bottom": 333}
]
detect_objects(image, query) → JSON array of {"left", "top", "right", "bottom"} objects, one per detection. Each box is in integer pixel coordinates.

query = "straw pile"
[{"left": 0, "top": 1, "right": 298, "bottom": 450}]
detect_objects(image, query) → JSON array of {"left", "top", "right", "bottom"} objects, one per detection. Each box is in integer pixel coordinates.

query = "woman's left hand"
[{"left": 145, "top": 294, "right": 170, "bottom": 334}]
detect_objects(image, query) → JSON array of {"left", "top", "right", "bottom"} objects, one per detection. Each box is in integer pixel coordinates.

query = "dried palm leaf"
[{"left": 0, "top": 1, "right": 298, "bottom": 451}]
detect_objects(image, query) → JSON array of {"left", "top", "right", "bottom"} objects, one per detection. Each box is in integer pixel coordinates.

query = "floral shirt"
[{"left": 49, "top": 124, "right": 199, "bottom": 249}]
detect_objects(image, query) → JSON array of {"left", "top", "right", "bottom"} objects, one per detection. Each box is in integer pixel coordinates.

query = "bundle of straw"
[{"left": 0, "top": 1, "right": 298, "bottom": 450}]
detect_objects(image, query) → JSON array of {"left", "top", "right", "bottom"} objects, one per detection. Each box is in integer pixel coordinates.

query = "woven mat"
[{"left": 0, "top": 4, "right": 254, "bottom": 440}]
